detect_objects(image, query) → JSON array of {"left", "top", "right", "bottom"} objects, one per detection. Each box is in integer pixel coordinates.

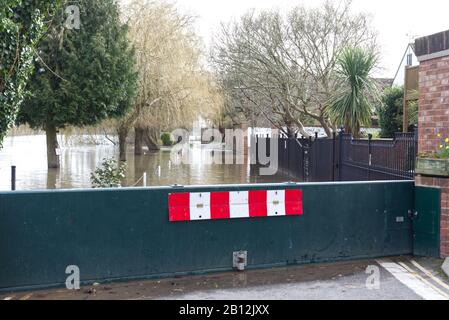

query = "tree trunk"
[
  {"left": 45, "top": 122, "right": 60, "bottom": 169},
  {"left": 290, "top": 118, "right": 310, "bottom": 138},
  {"left": 143, "top": 127, "right": 160, "bottom": 151},
  {"left": 134, "top": 127, "right": 144, "bottom": 155},
  {"left": 319, "top": 118, "right": 333, "bottom": 138},
  {"left": 118, "top": 125, "right": 129, "bottom": 162},
  {"left": 46, "top": 169, "right": 58, "bottom": 189},
  {"left": 286, "top": 125, "right": 295, "bottom": 138},
  {"left": 353, "top": 124, "right": 361, "bottom": 139}
]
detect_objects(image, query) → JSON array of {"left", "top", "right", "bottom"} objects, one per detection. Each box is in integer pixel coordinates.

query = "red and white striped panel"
[{"left": 168, "top": 189, "right": 303, "bottom": 222}]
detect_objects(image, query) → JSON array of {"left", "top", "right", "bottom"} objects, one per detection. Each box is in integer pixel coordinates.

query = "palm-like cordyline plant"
[{"left": 328, "top": 47, "right": 379, "bottom": 138}]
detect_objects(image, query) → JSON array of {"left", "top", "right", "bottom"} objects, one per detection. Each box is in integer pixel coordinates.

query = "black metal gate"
[
  {"left": 252, "top": 131, "right": 417, "bottom": 182},
  {"left": 339, "top": 133, "right": 417, "bottom": 181}
]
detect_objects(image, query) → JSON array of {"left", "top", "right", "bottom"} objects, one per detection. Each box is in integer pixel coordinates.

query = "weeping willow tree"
[
  {"left": 327, "top": 47, "right": 379, "bottom": 138},
  {"left": 118, "top": 0, "right": 223, "bottom": 160}
]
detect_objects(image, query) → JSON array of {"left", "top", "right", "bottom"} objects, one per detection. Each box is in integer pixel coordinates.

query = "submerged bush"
[
  {"left": 90, "top": 158, "right": 127, "bottom": 188},
  {"left": 161, "top": 132, "right": 174, "bottom": 146}
]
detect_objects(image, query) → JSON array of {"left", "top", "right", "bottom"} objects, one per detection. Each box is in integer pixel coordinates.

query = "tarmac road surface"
[{"left": 1, "top": 256, "right": 449, "bottom": 300}]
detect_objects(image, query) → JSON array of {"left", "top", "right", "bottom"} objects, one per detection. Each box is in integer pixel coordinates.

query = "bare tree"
[
  {"left": 118, "top": 0, "right": 223, "bottom": 159},
  {"left": 211, "top": 0, "right": 377, "bottom": 137}
]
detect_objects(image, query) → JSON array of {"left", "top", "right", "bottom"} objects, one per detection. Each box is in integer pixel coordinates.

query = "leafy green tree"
[
  {"left": 378, "top": 86, "right": 403, "bottom": 138},
  {"left": 327, "top": 47, "right": 379, "bottom": 138},
  {"left": 378, "top": 87, "right": 418, "bottom": 138},
  {"left": 18, "top": 0, "right": 137, "bottom": 168},
  {"left": 0, "top": 0, "right": 61, "bottom": 146},
  {"left": 408, "top": 99, "right": 419, "bottom": 128}
]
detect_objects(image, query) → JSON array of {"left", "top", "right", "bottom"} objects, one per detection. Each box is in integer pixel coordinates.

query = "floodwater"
[{"left": 0, "top": 135, "right": 288, "bottom": 191}]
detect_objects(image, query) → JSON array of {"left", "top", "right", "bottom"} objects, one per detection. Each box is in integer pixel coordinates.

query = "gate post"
[
  {"left": 338, "top": 129, "right": 344, "bottom": 181},
  {"left": 332, "top": 132, "right": 336, "bottom": 181},
  {"left": 306, "top": 136, "right": 313, "bottom": 182},
  {"left": 415, "top": 30, "right": 449, "bottom": 258},
  {"left": 255, "top": 135, "right": 259, "bottom": 165},
  {"left": 11, "top": 166, "right": 16, "bottom": 191},
  {"left": 368, "top": 134, "right": 373, "bottom": 180}
]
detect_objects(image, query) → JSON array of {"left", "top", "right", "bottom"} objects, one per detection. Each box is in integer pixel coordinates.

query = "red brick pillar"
[
  {"left": 415, "top": 30, "right": 449, "bottom": 258},
  {"left": 415, "top": 176, "right": 449, "bottom": 257}
]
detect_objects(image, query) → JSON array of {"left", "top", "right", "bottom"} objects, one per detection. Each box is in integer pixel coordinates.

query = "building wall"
[
  {"left": 418, "top": 56, "right": 449, "bottom": 155},
  {"left": 416, "top": 29, "right": 449, "bottom": 258}
]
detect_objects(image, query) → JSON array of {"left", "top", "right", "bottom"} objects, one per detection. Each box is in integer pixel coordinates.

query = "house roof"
[{"left": 374, "top": 78, "right": 394, "bottom": 91}]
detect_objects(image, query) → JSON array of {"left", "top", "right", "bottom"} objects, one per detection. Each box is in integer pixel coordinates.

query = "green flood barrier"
[{"left": 0, "top": 181, "right": 414, "bottom": 291}]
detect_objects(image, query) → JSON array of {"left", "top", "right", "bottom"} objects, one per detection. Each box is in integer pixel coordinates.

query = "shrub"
[
  {"left": 91, "top": 158, "right": 127, "bottom": 188},
  {"left": 161, "top": 132, "right": 173, "bottom": 146},
  {"left": 378, "top": 86, "right": 403, "bottom": 138}
]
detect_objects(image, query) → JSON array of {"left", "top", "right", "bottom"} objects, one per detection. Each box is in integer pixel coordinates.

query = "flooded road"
[{"left": 0, "top": 135, "right": 289, "bottom": 191}]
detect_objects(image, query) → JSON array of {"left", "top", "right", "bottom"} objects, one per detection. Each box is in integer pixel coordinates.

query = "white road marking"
[
  {"left": 377, "top": 259, "right": 448, "bottom": 300},
  {"left": 410, "top": 259, "right": 449, "bottom": 292},
  {"left": 398, "top": 261, "right": 449, "bottom": 299}
]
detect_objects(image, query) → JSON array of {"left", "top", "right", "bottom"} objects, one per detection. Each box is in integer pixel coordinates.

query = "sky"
[{"left": 122, "top": 0, "right": 449, "bottom": 79}]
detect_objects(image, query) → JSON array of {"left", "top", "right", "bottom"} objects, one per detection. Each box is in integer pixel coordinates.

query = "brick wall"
[
  {"left": 418, "top": 56, "right": 449, "bottom": 155},
  {"left": 416, "top": 30, "right": 449, "bottom": 258}
]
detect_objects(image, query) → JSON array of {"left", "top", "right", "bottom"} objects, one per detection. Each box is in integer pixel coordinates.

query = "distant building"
[
  {"left": 374, "top": 78, "right": 394, "bottom": 92},
  {"left": 369, "top": 78, "right": 394, "bottom": 127},
  {"left": 393, "top": 43, "right": 419, "bottom": 86}
]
